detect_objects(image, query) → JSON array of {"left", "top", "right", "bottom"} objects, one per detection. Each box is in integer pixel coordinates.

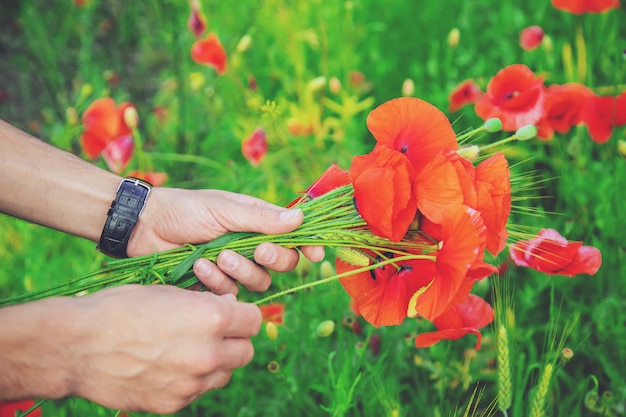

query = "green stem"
[{"left": 253, "top": 253, "right": 436, "bottom": 305}]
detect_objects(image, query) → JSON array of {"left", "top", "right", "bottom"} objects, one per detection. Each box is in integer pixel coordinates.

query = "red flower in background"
[
  {"left": 241, "top": 128, "right": 268, "bottom": 166},
  {"left": 448, "top": 79, "right": 483, "bottom": 113},
  {"left": 366, "top": 97, "right": 458, "bottom": 173},
  {"left": 187, "top": 0, "right": 207, "bottom": 39},
  {"left": 81, "top": 98, "right": 138, "bottom": 173},
  {"left": 288, "top": 164, "right": 350, "bottom": 207},
  {"left": 551, "top": 0, "right": 620, "bottom": 14},
  {"left": 509, "top": 228, "right": 602, "bottom": 276},
  {"left": 127, "top": 170, "right": 168, "bottom": 187},
  {"left": 415, "top": 293, "right": 494, "bottom": 350},
  {"left": 350, "top": 145, "right": 417, "bottom": 241},
  {"left": 191, "top": 33, "right": 227, "bottom": 74},
  {"left": 580, "top": 92, "right": 626, "bottom": 143},
  {"left": 536, "top": 83, "right": 594, "bottom": 140},
  {"left": 259, "top": 302, "right": 285, "bottom": 325},
  {"left": 519, "top": 26, "right": 544, "bottom": 51},
  {"left": 474, "top": 64, "right": 546, "bottom": 131},
  {"left": 0, "top": 399, "right": 42, "bottom": 417}
]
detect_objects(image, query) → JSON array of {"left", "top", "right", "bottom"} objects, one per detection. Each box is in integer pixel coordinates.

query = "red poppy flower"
[
  {"left": 288, "top": 164, "right": 350, "bottom": 207},
  {"left": 448, "top": 79, "right": 483, "bottom": 113},
  {"left": 81, "top": 98, "right": 135, "bottom": 159},
  {"left": 127, "top": 170, "right": 168, "bottom": 187},
  {"left": 519, "top": 26, "right": 545, "bottom": 51},
  {"left": 408, "top": 205, "right": 487, "bottom": 321},
  {"left": 241, "top": 128, "right": 268, "bottom": 166},
  {"left": 187, "top": 1, "right": 207, "bottom": 39},
  {"left": 581, "top": 92, "right": 626, "bottom": 143},
  {"left": 350, "top": 145, "right": 417, "bottom": 241},
  {"left": 509, "top": 228, "right": 602, "bottom": 276},
  {"left": 259, "top": 302, "right": 285, "bottom": 325},
  {"left": 338, "top": 256, "right": 436, "bottom": 327},
  {"left": 101, "top": 135, "right": 135, "bottom": 174},
  {"left": 366, "top": 97, "right": 458, "bottom": 173},
  {"left": 414, "top": 153, "right": 464, "bottom": 224},
  {"left": 415, "top": 294, "right": 494, "bottom": 350},
  {"left": 474, "top": 64, "right": 546, "bottom": 131},
  {"left": 536, "top": 83, "right": 594, "bottom": 140},
  {"left": 551, "top": 0, "right": 620, "bottom": 14},
  {"left": 191, "top": 33, "right": 227, "bottom": 74},
  {"left": 474, "top": 153, "right": 511, "bottom": 255},
  {"left": 0, "top": 399, "right": 42, "bottom": 417}
]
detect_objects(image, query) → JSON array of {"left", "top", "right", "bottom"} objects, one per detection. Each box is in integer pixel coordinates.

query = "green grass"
[{"left": 0, "top": 0, "right": 624, "bottom": 416}]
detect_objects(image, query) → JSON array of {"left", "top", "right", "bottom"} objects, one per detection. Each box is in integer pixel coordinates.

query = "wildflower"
[
  {"left": 474, "top": 64, "right": 546, "bottom": 131},
  {"left": 241, "top": 128, "right": 268, "bottom": 166},
  {"left": 126, "top": 170, "right": 168, "bottom": 187},
  {"left": 187, "top": 0, "right": 207, "bottom": 39},
  {"left": 520, "top": 26, "right": 545, "bottom": 51},
  {"left": 0, "top": 399, "right": 42, "bottom": 417},
  {"left": 448, "top": 79, "right": 483, "bottom": 113},
  {"left": 402, "top": 78, "right": 415, "bottom": 97},
  {"left": 414, "top": 294, "right": 494, "bottom": 350},
  {"left": 287, "top": 164, "right": 350, "bottom": 207},
  {"left": 536, "top": 83, "right": 594, "bottom": 140},
  {"left": 366, "top": 97, "right": 458, "bottom": 172},
  {"left": 580, "top": 91, "right": 626, "bottom": 143},
  {"left": 315, "top": 320, "right": 335, "bottom": 337},
  {"left": 190, "top": 33, "right": 227, "bottom": 74},
  {"left": 551, "top": 0, "right": 620, "bottom": 14},
  {"left": 265, "top": 322, "right": 279, "bottom": 340},
  {"left": 259, "top": 302, "right": 285, "bottom": 325},
  {"left": 509, "top": 228, "right": 602, "bottom": 276},
  {"left": 350, "top": 145, "right": 418, "bottom": 241},
  {"left": 81, "top": 98, "right": 136, "bottom": 171}
]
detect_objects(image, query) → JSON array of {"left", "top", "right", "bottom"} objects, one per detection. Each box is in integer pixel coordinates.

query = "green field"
[{"left": 0, "top": 1, "right": 624, "bottom": 416}]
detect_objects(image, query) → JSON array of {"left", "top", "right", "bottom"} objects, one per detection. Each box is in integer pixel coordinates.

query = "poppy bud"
[
  {"left": 329, "top": 77, "right": 341, "bottom": 94},
  {"left": 515, "top": 124, "right": 538, "bottom": 141},
  {"left": 457, "top": 145, "right": 480, "bottom": 161},
  {"left": 236, "top": 34, "right": 252, "bottom": 53},
  {"left": 66, "top": 107, "right": 78, "bottom": 126},
  {"left": 123, "top": 106, "right": 139, "bottom": 130},
  {"left": 265, "top": 322, "right": 279, "bottom": 341},
  {"left": 320, "top": 260, "right": 335, "bottom": 279},
  {"left": 335, "top": 247, "right": 370, "bottom": 267},
  {"left": 314, "top": 320, "right": 335, "bottom": 337},
  {"left": 402, "top": 78, "right": 415, "bottom": 97},
  {"left": 447, "top": 28, "right": 460, "bottom": 48},
  {"left": 561, "top": 347, "right": 574, "bottom": 364},
  {"left": 307, "top": 76, "right": 327, "bottom": 93},
  {"left": 484, "top": 117, "right": 503, "bottom": 133},
  {"left": 618, "top": 139, "right": 626, "bottom": 157}
]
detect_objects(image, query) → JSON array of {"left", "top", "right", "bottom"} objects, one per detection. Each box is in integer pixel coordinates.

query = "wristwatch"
[{"left": 97, "top": 177, "right": 152, "bottom": 258}]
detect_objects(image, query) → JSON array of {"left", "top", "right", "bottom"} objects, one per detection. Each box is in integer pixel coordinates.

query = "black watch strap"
[{"left": 97, "top": 177, "right": 152, "bottom": 258}]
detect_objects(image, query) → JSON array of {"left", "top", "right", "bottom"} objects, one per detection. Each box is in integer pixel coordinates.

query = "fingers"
[
  {"left": 217, "top": 295, "right": 262, "bottom": 338},
  {"left": 193, "top": 259, "right": 239, "bottom": 295},
  {"left": 301, "top": 245, "right": 325, "bottom": 262}
]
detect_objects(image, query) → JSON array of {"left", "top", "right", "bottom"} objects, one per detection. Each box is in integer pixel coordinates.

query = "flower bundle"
[{"left": 1, "top": 97, "right": 601, "bottom": 349}]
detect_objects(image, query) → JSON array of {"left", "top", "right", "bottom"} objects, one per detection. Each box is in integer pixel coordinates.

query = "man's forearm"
[{"left": 0, "top": 119, "right": 120, "bottom": 242}]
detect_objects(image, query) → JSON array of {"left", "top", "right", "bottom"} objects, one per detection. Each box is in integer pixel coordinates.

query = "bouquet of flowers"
[{"left": 0, "top": 97, "right": 601, "bottom": 350}]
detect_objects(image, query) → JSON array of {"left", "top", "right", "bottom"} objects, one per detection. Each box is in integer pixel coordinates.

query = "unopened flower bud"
[
  {"left": 320, "top": 260, "right": 335, "bottom": 279},
  {"left": 542, "top": 34, "right": 554, "bottom": 54},
  {"left": 123, "top": 106, "right": 139, "bottom": 130},
  {"left": 329, "top": 76, "right": 341, "bottom": 94},
  {"left": 484, "top": 117, "right": 503, "bottom": 133},
  {"left": 401, "top": 78, "right": 415, "bottom": 97},
  {"left": 314, "top": 320, "right": 335, "bottom": 337},
  {"left": 515, "top": 124, "right": 538, "bottom": 141},
  {"left": 80, "top": 83, "right": 93, "bottom": 99},
  {"left": 561, "top": 347, "right": 574, "bottom": 364},
  {"left": 236, "top": 34, "right": 252, "bottom": 53},
  {"left": 66, "top": 107, "right": 78, "bottom": 126},
  {"left": 447, "top": 28, "right": 460, "bottom": 48},
  {"left": 265, "top": 322, "right": 279, "bottom": 341},
  {"left": 457, "top": 145, "right": 480, "bottom": 161},
  {"left": 307, "top": 76, "right": 327, "bottom": 93},
  {"left": 617, "top": 139, "right": 626, "bottom": 157}
]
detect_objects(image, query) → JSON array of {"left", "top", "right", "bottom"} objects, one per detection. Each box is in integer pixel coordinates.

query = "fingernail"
[
  {"left": 220, "top": 251, "right": 239, "bottom": 270},
  {"left": 279, "top": 209, "right": 301, "bottom": 222},
  {"left": 257, "top": 245, "right": 276, "bottom": 265},
  {"left": 221, "top": 293, "right": 237, "bottom": 302},
  {"left": 195, "top": 259, "right": 211, "bottom": 275}
]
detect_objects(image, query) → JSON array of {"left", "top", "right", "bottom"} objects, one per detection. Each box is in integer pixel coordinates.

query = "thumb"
[{"left": 214, "top": 202, "right": 304, "bottom": 235}]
